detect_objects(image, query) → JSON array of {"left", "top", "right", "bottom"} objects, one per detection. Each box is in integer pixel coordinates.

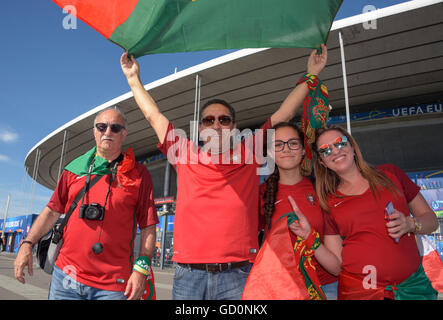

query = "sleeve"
[
  {"left": 46, "top": 170, "right": 70, "bottom": 214},
  {"left": 135, "top": 165, "right": 159, "bottom": 229},
  {"left": 323, "top": 210, "right": 340, "bottom": 236},
  {"left": 378, "top": 164, "right": 420, "bottom": 202},
  {"left": 157, "top": 122, "right": 189, "bottom": 168},
  {"left": 260, "top": 117, "right": 273, "bottom": 131}
]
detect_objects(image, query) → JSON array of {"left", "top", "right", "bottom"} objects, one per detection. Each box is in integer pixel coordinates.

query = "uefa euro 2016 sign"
[{"left": 328, "top": 103, "right": 443, "bottom": 125}]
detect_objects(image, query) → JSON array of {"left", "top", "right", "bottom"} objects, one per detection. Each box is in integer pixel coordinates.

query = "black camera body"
[{"left": 79, "top": 203, "right": 105, "bottom": 221}]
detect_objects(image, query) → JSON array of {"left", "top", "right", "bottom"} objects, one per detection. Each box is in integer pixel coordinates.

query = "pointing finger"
[{"left": 288, "top": 196, "right": 306, "bottom": 221}]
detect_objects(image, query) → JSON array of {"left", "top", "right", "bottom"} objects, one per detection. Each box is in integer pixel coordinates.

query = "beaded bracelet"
[
  {"left": 132, "top": 256, "right": 151, "bottom": 278},
  {"left": 298, "top": 73, "right": 319, "bottom": 89}
]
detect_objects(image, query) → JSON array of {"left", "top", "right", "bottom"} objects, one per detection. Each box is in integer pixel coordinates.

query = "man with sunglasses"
[
  {"left": 14, "top": 108, "right": 158, "bottom": 300},
  {"left": 120, "top": 45, "right": 328, "bottom": 300}
]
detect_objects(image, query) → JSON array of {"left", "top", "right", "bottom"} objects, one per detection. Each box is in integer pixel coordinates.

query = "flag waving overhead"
[{"left": 52, "top": 0, "right": 343, "bottom": 57}]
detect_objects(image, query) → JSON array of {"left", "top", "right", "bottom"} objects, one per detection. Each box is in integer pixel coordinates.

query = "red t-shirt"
[
  {"left": 323, "top": 164, "right": 420, "bottom": 286},
  {"left": 158, "top": 119, "right": 272, "bottom": 263},
  {"left": 47, "top": 162, "right": 158, "bottom": 291},
  {"left": 259, "top": 178, "right": 338, "bottom": 285}
]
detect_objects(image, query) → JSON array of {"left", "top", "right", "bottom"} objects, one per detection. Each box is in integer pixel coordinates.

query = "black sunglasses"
[
  {"left": 201, "top": 115, "right": 233, "bottom": 127},
  {"left": 95, "top": 123, "right": 126, "bottom": 133}
]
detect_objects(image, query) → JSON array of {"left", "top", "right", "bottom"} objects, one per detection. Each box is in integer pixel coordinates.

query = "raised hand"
[
  {"left": 120, "top": 51, "right": 140, "bottom": 82},
  {"left": 307, "top": 44, "right": 328, "bottom": 76}
]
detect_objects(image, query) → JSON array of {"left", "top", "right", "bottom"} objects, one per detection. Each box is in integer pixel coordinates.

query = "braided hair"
[{"left": 262, "top": 122, "right": 304, "bottom": 231}]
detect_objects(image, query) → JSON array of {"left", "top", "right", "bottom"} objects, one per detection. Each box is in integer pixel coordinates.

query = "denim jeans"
[
  {"left": 48, "top": 265, "right": 127, "bottom": 300},
  {"left": 322, "top": 281, "right": 338, "bottom": 300},
  {"left": 172, "top": 263, "right": 252, "bottom": 300}
]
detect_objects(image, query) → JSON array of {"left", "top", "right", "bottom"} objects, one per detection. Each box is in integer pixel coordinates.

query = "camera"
[{"left": 79, "top": 203, "right": 105, "bottom": 221}]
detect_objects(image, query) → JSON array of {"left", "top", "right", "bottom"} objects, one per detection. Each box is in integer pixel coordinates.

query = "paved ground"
[{"left": 0, "top": 252, "right": 174, "bottom": 300}]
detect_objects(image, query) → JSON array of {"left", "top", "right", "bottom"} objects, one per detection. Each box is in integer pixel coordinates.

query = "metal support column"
[
  {"left": 191, "top": 74, "right": 202, "bottom": 144},
  {"left": 29, "top": 148, "right": 41, "bottom": 214},
  {"left": 1, "top": 195, "right": 11, "bottom": 250},
  {"left": 339, "top": 31, "right": 352, "bottom": 134},
  {"left": 160, "top": 161, "right": 171, "bottom": 270},
  {"left": 57, "top": 130, "right": 70, "bottom": 180}
]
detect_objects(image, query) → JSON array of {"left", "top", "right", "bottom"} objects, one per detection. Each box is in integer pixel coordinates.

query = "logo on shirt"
[{"left": 306, "top": 193, "right": 315, "bottom": 206}]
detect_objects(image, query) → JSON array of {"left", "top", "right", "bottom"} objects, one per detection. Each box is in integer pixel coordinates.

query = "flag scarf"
[
  {"left": 64, "top": 146, "right": 138, "bottom": 187},
  {"left": 338, "top": 235, "right": 442, "bottom": 300},
  {"left": 338, "top": 264, "right": 438, "bottom": 300},
  {"left": 142, "top": 266, "right": 157, "bottom": 300},
  {"left": 298, "top": 73, "right": 330, "bottom": 176},
  {"left": 416, "top": 235, "right": 443, "bottom": 293},
  {"left": 242, "top": 212, "right": 325, "bottom": 300},
  {"left": 52, "top": 0, "right": 343, "bottom": 57}
]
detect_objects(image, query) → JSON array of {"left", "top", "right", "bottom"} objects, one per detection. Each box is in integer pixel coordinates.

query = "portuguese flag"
[
  {"left": 242, "top": 212, "right": 325, "bottom": 300},
  {"left": 52, "top": 0, "right": 342, "bottom": 57}
]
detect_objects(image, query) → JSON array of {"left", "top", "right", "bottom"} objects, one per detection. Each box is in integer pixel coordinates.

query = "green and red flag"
[
  {"left": 242, "top": 212, "right": 325, "bottom": 300},
  {"left": 52, "top": 0, "right": 342, "bottom": 57}
]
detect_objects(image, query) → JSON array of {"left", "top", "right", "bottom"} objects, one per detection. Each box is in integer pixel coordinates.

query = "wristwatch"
[{"left": 413, "top": 217, "right": 423, "bottom": 234}]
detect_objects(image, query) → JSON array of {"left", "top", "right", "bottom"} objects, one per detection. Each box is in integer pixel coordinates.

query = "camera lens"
[{"left": 85, "top": 206, "right": 101, "bottom": 220}]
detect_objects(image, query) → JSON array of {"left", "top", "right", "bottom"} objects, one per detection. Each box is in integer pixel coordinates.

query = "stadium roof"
[{"left": 25, "top": 0, "right": 443, "bottom": 190}]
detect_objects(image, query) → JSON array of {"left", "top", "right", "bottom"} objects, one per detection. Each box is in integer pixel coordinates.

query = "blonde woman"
[{"left": 311, "top": 125, "right": 439, "bottom": 300}]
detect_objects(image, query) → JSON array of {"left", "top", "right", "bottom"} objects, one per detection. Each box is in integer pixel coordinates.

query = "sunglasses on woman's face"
[
  {"left": 317, "top": 135, "right": 348, "bottom": 157},
  {"left": 95, "top": 123, "right": 126, "bottom": 133},
  {"left": 201, "top": 115, "right": 233, "bottom": 127}
]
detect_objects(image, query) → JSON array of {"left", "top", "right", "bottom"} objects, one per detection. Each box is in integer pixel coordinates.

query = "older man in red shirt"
[{"left": 14, "top": 108, "right": 158, "bottom": 300}]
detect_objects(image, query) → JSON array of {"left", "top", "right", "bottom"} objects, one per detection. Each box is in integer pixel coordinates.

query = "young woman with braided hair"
[{"left": 245, "top": 122, "right": 341, "bottom": 300}]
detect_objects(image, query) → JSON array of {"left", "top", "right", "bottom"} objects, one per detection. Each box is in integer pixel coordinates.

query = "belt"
[{"left": 179, "top": 260, "right": 249, "bottom": 273}]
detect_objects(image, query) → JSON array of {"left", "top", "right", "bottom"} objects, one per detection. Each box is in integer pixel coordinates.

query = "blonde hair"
[{"left": 312, "top": 125, "right": 399, "bottom": 211}]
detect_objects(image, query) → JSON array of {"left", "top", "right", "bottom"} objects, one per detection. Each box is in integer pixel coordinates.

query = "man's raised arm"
[
  {"left": 121, "top": 52, "right": 170, "bottom": 144},
  {"left": 270, "top": 44, "right": 328, "bottom": 126}
]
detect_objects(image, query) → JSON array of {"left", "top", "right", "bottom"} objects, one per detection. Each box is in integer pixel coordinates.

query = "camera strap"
[
  {"left": 52, "top": 153, "right": 123, "bottom": 244},
  {"left": 52, "top": 173, "right": 105, "bottom": 244}
]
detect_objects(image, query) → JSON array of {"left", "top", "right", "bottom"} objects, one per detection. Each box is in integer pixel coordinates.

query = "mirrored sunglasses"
[{"left": 317, "top": 135, "right": 348, "bottom": 157}]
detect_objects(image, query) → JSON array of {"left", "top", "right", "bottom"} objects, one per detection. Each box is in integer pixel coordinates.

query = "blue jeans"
[
  {"left": 48, "top": 265, "right": 127, "bottom": 300},
  {"left": 322, "top": 281, "right": 338, "bottom": 300},
  {"left": 172, "top": 263, "right": 252, "bottom": 300}
]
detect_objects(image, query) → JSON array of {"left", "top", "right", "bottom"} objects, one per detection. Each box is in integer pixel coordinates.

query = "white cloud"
[
  {"left": 0, "top": 154, "right": 9, "bottom": 162},
  {"left": 0, "top": 130, "right": 19, "bottom": 143}
]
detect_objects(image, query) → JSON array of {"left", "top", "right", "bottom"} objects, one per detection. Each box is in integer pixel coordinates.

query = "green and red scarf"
[
  {"left": 298, "top": 73, "right": 330, "bottom": 176},
  {"left": 65, "top": 146, "right": 138, "bottom": 187}
]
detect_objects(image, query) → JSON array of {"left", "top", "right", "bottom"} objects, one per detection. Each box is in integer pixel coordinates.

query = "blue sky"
[{"left": 0, "top": 0, "right": 409, "bottom": 217}]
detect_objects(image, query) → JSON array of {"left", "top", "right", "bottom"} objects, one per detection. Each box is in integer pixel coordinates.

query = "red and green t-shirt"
[
  {"left": 259, "top": 177, "right": 338, "bottom": 285},
  {"left": 158, "top": 119, "right": 272, "bottom": 263},
  {"left": 47, "top": 161, "right": 158, "bottom": 292},
  {"left": 324, "top": 164, "right": 421, "bottom": 287}
]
